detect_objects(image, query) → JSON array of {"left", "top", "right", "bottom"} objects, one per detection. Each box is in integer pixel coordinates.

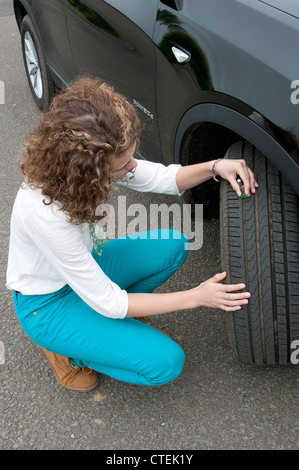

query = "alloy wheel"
[{"left": 23, "top": 31, "right": 43, "bottom": 100}]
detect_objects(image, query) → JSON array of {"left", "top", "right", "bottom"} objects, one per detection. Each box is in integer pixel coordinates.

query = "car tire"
[
  {"left": 220, "top": 141, "right": 299, "bottom": 365},
  {"left": 20, "top": 15, "right": 55, "bottom": 111}
]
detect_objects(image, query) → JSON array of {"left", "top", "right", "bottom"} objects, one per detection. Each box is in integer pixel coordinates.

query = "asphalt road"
[{"left": 0, "top": 3, "right": 298, "bottom": 451}]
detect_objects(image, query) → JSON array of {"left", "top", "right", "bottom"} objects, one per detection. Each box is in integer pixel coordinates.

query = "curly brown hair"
[{"left": 20, "top": 76, "right": 140, "bottom": 224}]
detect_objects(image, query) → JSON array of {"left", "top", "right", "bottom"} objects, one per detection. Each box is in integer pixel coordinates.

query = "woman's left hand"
[{"left": 216, "top": 159, "right": 259, "bottom": 197}]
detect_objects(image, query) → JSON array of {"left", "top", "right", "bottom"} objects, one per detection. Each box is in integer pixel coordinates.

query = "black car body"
[{"left": 14, "top": 0, "right": 299, "bottom": 366}]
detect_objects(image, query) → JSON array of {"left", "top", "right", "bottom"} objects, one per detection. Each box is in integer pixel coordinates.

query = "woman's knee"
[
  {"left": 143, "top": 340, "right": 185, "bottom": 386},
  {"left": 163, "top": 342, "right": 185, "bottom": 384}
]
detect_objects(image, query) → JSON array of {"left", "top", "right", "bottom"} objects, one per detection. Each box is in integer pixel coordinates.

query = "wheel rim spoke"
[{"left": 24, "top": 31, "right": 43, "bottom": 99}]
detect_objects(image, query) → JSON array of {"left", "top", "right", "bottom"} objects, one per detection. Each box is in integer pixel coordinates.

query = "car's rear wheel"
[
  {"left": 220, "top": 141, "right": 299, "bottom": 365},
  {"left": 21, "top": 15, "right": 55, "bottom": 110}
]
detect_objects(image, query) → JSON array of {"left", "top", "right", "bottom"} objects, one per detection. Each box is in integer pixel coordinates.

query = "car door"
[
  {"left": 34, "top": 0, "right": 76, "bottom": 84},
  {"left": 65, "top": 0, "right": 161, "bottom": 161}
]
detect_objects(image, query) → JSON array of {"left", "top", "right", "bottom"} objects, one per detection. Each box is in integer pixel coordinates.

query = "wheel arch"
[
  {"left": 175, "top": 102, "right": 299, "bottom": 196},
  {"left": 14, "top": 0, "right": 33, "bottom": 29}
]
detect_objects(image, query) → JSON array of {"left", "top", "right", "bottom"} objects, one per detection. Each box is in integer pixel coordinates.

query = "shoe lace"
[
  {"left": 82, "top": 366, "right": 93, "bottom": 375},
  {"left": 61, "top": 368, "right": 81, "bottom": 388},
  {"left": 60, "top": 364, "right": 93, "bottom": 388}
]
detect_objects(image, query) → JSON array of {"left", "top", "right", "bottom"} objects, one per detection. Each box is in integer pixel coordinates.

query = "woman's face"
[{"left": 108, "top": 142, "right": 138, "bottom": 180}]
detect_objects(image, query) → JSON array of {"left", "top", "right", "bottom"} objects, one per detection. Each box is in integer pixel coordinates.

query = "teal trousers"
[{"left": 14, "top": 230, "right": 188, "bottom": 386}]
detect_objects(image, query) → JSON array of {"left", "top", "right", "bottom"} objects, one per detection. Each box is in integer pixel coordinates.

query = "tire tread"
[{"left": 220, "top": 141, "right": 299, "bottom": 364}]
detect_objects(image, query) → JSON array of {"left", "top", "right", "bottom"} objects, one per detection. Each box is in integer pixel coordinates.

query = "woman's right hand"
[
  {"left": 193, "top": 271, "right": 251, "bottom": 312},
  {"left": 127, "top": 271, "right": 251, "bottom": 318}
]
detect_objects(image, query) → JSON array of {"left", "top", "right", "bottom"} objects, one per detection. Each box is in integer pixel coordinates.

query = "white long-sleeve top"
[{"left": 6, "top": 160, "right": 182, "bottom": 319}]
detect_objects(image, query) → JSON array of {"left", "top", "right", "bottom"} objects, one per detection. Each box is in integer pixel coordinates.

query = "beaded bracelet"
[{"left": 212, "top": 158, "right": 223, "bottom": 182}]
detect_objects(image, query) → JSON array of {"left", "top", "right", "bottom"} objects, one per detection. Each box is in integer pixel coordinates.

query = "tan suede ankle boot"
[{"left": 38, "top": 346, "right": 99, "bottom": 392}]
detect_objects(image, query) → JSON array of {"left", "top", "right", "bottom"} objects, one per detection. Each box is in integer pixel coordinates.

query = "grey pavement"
[{"left": 0, "top": 4, "right": 298, "bottom": 451}]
